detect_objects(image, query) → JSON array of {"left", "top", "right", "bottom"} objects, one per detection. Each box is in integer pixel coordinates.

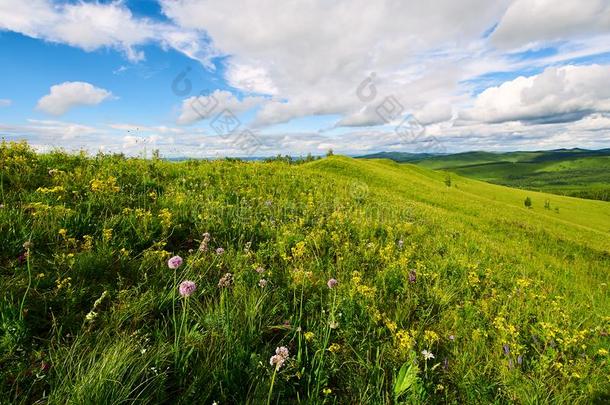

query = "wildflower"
[
  {"left": 408, "top": 270, "right": 416, "bottom": 284},
  {"left": 58, "top": 228, "right": 67, "bottom": 237},
  {"left": 258, "top": 279, "right": 268, "bottom": 288},
  {"left": 396, "top": 330, "right": 415, "bottom": 354},
  {"left": 17, "top": 252, "right": 28, "bottom": 264},
  {"left": 102, "top": 228, "right": 113, "bottom": 242},
  {"left": 215, "top": 247, "right": 225, "bottom": 255},
  {"left": 269, "top": 346, "right": 290, "bottom": 369},
  {"left": 424, "top": 330, "right": 439, "bottom": 344},
  {"left": 85, "top": 311, "right": 98, "bottom": 322},
  {"left": 322, "top": 388, "right": 332, "bottom": 395},
  {"left": 198, "top": 233, "right": 211, "bottom": 252},
  {"left": 386, "top": 321, "right": 398, "bottom": 333},
  {"left": 397, "top": 239, "right": 404, "bottom": 249},
  {"left": 304, "top": 331, "right": 315, "bottom": 342},
  {"left": 517, "top": 355, "right": 523, "bottom": 365},
  {"left": 328, "top": 343, "right": 341, "bottom": 353},
  {"left": 23, "top": 241, "right": 33, "bottom": 251},
  {"left": 598, "top": 348, "right": 609, "bottom": 356},
  {"left": 443, "top": 358, "right": 449, "bottom": 370},
  {"left": 218, "top": 273, "right": 234, "bottom": 288},
  {"left": 503, "top": 344, "right": 510, "bottom": 355},
  {"left": 422, "top": 350, "right": 435, "bottom": 360},
  {"left": 244, "top": 241, "right": 252, "bottom": 253},
  {"left": 327, "top": 278, "right": 338, "bottom": 289},
  {"left": 329, "top": 320, "right": 339, "bottom": 329},
  {"left": 179, "top": 280, "right": 197, "bottom": 297},
  {"left": 255, "top": 266, "right": 265, "bottom": 274},
  {"left": 265, "top": 200, "right": 273, "bottom": 207},
  {"left": 167, "top": 255, "right": 183, "bottom": 270},
  {"left": 0, "top": 204, "right": 4, "bottom": 209},
  {"left": 449, "top": 334, "right": 455, "bottom": 341}
]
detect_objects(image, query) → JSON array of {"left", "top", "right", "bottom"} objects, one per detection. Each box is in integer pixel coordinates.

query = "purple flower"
[
  {"left": 327, "top": 278, "right": 338, "bottom": 289},
  {"left": 503, "top": 344, "right": 510, "bottom": 355},
  {"left": 218, "top": 272, "right": 234, "bottom": 288},
  {"left": 168, "top": 255, "right": 183, "bottom": 270},
  {"left": 517, "top": 355, "right": 523, "bottom": 365},
  {"left": 270, "top": 346, "right": 290, "bottom": 369},
  {"left": 215, "top": 247, "right": 225, "bottom": 255},
  {"left": 179, "top": 280, "right": 197, "bottom": 297},
  {"left": 408, "top": 270, "right": 417, "bottom": 284},
  {"left": 17, "top": 252, "right": 28, "bottom": 265}
]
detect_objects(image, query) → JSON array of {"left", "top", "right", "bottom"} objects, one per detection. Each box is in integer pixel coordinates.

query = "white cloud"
[
  {"left": 0, "top": 99, "right": 11, "bottom": 107},
  {"left": 0, "top": 0, "right": 217, "bottom": 64},
  {"left": 161, "top": 0, "right": 511, "bottom": 126},
  {"left": 491, "top": 0, "right": 610, "bottom": 49},
  {"left": 177, "top": 90, "right": 265, "bottom": 125},
  {"left": 37, "top": 82, "right": 113, "bottom": 116},
  {"left": 463, "top": 65, "right": 610, "bottom": 124}
]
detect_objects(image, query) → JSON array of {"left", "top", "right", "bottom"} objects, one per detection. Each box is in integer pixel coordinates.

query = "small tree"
[
  {"left": 524, "top": 196, "right": 532, "bottom": 209},
  {"left": 326, "top": 149, "right": 334, "bottom": 157},
  {"left": 444, "top": 174, "right": 452, "bottom": 188}
]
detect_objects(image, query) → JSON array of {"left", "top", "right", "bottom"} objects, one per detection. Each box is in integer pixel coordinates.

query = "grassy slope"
[
  {"left": 1, "top": 145, "right": 609, "bottom": 404},
  {"left": 413, "top": 150, "right": 610, "bottom": 201}
]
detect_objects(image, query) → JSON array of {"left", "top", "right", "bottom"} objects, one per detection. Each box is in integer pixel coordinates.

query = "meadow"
[
  {"left": 415, "top": 149, "right": 610, "bottom": 202},
  {"left": 1, "top": 141, "right": 609, "bottom": 404},
  {"left": 360, "top": 149, "right": 610, "bottom": 201}
]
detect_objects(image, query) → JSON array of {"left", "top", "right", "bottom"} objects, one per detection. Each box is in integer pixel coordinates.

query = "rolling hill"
[
  {"left": 359, "top": 148, "right": 610, "bottom": 201},
  {"left": 1, "top": 143, "right": 609, "bottom": 404}
]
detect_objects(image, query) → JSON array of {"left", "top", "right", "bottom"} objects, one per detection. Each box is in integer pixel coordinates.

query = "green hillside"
[
  {"left": 1, "top": 142, "right": 609, "bottom": 404},
  {"left": 411, "top": 149, "right": 610, "bottom": 201}
]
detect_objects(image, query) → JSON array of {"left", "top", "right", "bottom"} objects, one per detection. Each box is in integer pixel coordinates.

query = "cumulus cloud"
[
  {"left": 37, "top": 82, "right": 113, "bottom": 116},
  {"left": 0, "top": 0, "right": 216, "bottom": 64},
  {"left": 0, "top": 99, "right": 11, "bottom": 107},
  {"left": 161, "top": 0, "right": 510, "bottom": 126},
  {"left": 491, "top": 0, "right": 610, "bottom": 49},
  {"left": 463, "top": 65, "right": 610, "bottom": 124},
  {"left": 177, "top": 90, "right": 265, "bottom": 125}
]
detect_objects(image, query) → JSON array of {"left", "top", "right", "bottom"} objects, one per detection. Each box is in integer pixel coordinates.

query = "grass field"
[
  {"left": 1, "top": 141, "right": 609, "bottom": 404},
  {"left": 412, "top": 149, "right": 610, "bottom": 202}
]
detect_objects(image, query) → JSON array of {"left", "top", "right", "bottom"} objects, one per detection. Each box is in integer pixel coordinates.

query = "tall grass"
[{"left": 0, "top": 141, "right": 608, "bottom": 404}]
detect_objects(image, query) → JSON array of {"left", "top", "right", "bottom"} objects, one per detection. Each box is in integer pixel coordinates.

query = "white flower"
[{"left": 422, "top": 350, "right": 435, "bottom": 360}]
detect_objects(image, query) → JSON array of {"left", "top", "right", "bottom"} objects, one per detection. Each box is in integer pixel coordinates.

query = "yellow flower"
[
  {"left": 58, "top": 228, "right": 67, "bottom": 237},
  {"left": 304, "top": 331, "right": 315, "bottom": 342},
  {"left": 102, "top": 228, "right": 113, "bottom": 242},
  {"left": 328, "top": 343, "right": 341, "bottom": 353},
  {"left": 82, "top": 235, "right": 93, "bottom": 251},
  {"left": 396, "top": 330, "right": 415, "bottom": 355},
  {"left": 386, "top": 321, "right": 398, "bottom": 333},
  {"left": 322, "top": 388, "right": 332, "bottom": 395},
  {"left": 424, "top": 330, "right": 439, "bottom": 345},
  {"left": 158, "top": 208, "right": 172, "bottom": 230},
  {"left": 598, "top": 348, "right": 609, "bottom": 356}
]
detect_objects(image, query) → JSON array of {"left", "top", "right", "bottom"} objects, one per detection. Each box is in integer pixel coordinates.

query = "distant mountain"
[{"left": 356, "top": 151, "right": 440, "bottom": 162}]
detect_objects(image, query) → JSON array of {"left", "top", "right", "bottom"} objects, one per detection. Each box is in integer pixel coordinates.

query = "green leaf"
[{"left": 393, "top": 360, "right": 419, "bottom": 399}]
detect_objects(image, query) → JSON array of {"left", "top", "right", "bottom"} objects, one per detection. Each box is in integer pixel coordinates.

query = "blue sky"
[{"left": 1, "top": 0, "right": 610, "bottom": 157}]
